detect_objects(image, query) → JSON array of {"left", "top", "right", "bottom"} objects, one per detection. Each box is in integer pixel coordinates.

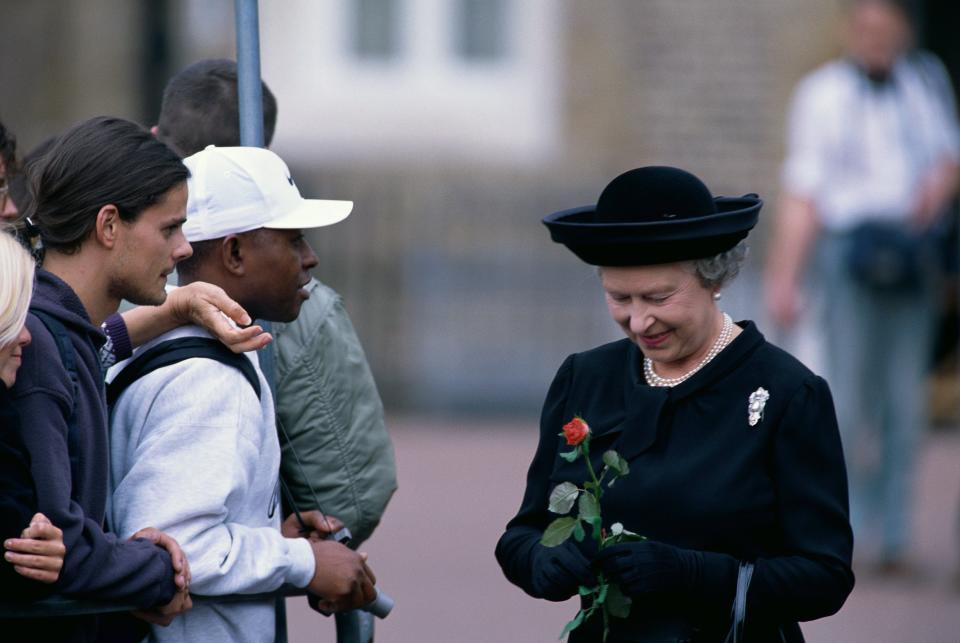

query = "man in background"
[
  {"left": 154, "top": 59, "right": 397, "bottom": 638},
  {"left": 765, "top": 0, "right": 960, "bottom": 573},
  {"left": 154, "top": 58, "right": 396, "bottom": 550},
  {"left": 0, "top": 121, "right": 20, "bottom": 220}
]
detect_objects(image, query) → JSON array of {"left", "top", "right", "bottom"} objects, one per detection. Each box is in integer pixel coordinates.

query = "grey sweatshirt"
[{"left": 107, "top": 325, "right": 316, "bottom": 643}]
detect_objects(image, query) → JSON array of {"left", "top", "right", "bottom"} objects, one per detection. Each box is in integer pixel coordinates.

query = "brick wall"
[
  {"left": 0, "top": 0, "right": 845, "bottom": 412},
  {"left": 299, "top": 1, "right": 844, "bottom": 411}
]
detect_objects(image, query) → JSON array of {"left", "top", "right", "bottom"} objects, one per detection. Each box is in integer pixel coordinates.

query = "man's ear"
[
  {"left": 221, "top": 234, "right": 246, "bottom": 276},
  {"left": 94, "top": 205, "right": 122, "bottom": 249}
]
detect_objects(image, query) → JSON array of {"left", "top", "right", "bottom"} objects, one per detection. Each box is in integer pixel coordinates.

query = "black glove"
[
  {"left": 595, "top": 540, "right": 703, "bottom": 598},
  {"left": 530, "top": 540, "right": 598, "bottom": 601}
]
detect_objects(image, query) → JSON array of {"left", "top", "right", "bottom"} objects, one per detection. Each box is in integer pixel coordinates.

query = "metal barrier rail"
[{"left": 0, "top": 584, "right": 307, "bottom": 619}]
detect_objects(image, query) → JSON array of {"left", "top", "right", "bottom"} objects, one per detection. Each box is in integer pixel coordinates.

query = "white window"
[
  {"left": 351, "top": 0, "right": 403, "bottom": 61},
  {"left": 260, "top": 0, "right": 560, "bottom": 164},
  {"left": 453, "top": 0, "right": 509, "bottom": 61}
]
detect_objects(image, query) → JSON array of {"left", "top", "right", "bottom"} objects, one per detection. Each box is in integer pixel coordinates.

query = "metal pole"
[
  {"left": 233, "top": 0, "right": 276, "bottom": 397},
  {"left": 234, "top": 0, "right": 265, "bottom": 148},
  {"left": 234, "top": 4, "right": 282, "bottom": 641}
]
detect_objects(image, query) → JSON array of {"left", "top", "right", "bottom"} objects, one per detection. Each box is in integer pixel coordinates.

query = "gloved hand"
[
  {"left": 595, "top": 540, "right": 703, "bottom": 598},
  {"left": 530, "top": 540, "right": 597, "bottom": 601}
]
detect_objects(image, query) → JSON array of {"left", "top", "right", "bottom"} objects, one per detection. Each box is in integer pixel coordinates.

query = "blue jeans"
[{"left": 817, "top": 230, "right": 937, "bottom": 560}]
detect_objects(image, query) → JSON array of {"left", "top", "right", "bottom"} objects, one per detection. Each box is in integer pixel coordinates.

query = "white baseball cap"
[{"left": 182, "top": 146, "right": 352, "bottom": 242}]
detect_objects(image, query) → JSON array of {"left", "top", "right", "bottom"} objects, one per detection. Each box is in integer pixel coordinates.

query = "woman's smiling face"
[{"left": 601, "top": 263, "right": 721, "bottom": 374}]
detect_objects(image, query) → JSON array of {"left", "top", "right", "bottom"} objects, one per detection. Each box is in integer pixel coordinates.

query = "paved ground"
[{"left": 287, "top": 417, "right": 960, "bottom": 643}]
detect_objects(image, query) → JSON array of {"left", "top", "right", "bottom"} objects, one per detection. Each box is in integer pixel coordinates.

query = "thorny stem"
[
  {"left": 581, "top": 441, "right": 603, "bottom": 499},
  {"left": 603, "top": 598, "right": 611, "bottom": 642},
  {"left": 582, "top": 440, "right": 613, "bottom": 641}
]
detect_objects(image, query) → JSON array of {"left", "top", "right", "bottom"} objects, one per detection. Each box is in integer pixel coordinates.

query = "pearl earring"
[{"left": 713, "top": 292, "right": 722, "bottom": 300}]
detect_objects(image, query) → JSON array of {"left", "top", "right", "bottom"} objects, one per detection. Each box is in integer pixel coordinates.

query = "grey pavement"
[{"left": 287, "top": 417, "right": 960, "bottom": 643}]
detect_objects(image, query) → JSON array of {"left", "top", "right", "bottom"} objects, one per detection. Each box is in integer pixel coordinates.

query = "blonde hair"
[{"left": 0, "top": 229, "right": 35, "bottom": 347}]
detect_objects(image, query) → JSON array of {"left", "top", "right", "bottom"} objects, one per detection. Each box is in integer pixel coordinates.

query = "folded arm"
[{"left": 15, "top": 387, "right": 176, "bottom": 607}]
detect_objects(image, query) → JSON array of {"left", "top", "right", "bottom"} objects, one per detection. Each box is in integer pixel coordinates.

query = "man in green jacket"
[{"left": 153, "top": 59, "right": 397, "bottom": 548}]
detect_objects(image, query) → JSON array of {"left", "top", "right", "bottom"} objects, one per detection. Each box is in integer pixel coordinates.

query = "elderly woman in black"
[{"left": 496, "top": 167, "right": 853, "bottom": 642}]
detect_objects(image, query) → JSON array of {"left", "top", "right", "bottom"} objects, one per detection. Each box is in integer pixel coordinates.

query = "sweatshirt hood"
[{"left": 31, "top": 269, "right": 106, "bottom": 348}]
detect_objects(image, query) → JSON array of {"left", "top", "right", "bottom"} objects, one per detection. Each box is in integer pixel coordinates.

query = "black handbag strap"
[
  {"left": 107, "top": 336, "right": 262, "bottom": 406},
  {"left": 724, "top": 562, "right": 754, "bottom": 643}
]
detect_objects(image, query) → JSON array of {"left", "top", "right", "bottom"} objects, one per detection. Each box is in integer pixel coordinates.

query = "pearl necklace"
[{"left": 643, "top": 313, "right": 734, "bottom": 387}]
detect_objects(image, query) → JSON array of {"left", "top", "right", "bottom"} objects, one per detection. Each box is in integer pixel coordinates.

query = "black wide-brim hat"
[{"left": 543, "top": 166, "right": 762, "bottom": 266}]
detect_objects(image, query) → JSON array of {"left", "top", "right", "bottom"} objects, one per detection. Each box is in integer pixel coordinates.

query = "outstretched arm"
[{"left": 121, "top": 281, "right": 272, "bottom": 353}]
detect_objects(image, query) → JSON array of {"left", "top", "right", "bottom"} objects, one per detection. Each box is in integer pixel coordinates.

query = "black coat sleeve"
[
  {"left": 680, "top": 376, "right": 854, "bottom": 635},
  {"left": 14, "top": 388, "right": 176, "bottom": 608},
  {"left": 0, "top": 401, "right": 52, "bottom": 601},
  {"left": 746, "top": 375, "right": 855, "bottom": 620},
  {"left": 495, "top": 355, "right": 574, "bottom": 598}
]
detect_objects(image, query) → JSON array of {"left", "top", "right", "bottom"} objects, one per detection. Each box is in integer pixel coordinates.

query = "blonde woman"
[{"left": 0, "top": 230, "right": 66, "bottom": 598}]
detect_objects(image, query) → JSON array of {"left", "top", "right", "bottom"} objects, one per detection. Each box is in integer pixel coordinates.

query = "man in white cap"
[{"left": 106, "top": 146, "right": 377, "bottom": 642}]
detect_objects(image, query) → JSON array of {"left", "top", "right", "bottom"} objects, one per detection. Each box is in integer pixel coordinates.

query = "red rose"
[{"left": 562, "top": 417, "right": 590, "bottom": 446}]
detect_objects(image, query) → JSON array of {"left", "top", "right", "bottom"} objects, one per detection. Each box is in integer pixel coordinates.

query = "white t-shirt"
[{"left": 781, "top": 53, "right": 960, "bottom": 231}]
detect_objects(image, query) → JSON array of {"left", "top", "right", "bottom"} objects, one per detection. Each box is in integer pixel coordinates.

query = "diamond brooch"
[{"left": 748, "top": 387, "right": 770, "bottom": 427}]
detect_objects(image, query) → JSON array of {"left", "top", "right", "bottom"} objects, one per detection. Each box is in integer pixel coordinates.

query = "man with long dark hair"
[{"left": 9, "top": 116, "right": 193, "bottom": 640}]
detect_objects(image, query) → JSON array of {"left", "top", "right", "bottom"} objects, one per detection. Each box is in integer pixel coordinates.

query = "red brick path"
[{"left": 287, "top": 418, "right": 960, "bottom": 643}]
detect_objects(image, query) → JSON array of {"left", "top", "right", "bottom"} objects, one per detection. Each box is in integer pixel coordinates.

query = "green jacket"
[{"left": 274, "top": 279, "right": 397, "bottom": 546}]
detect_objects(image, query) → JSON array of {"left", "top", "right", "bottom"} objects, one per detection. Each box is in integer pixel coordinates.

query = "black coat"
[
  {"left": 496, "top": 322, "right": 854, "bottom": 642},
  {"left": 0, "top": 383, "right": 50, "bottom": 602}
]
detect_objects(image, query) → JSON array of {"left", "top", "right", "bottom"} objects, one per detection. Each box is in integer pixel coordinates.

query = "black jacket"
[
  {"left": 0, "top": 383, "right": 50, "bottom": 601},
  {"left": 496, "top": 322, "right": 854, "bottom": 642},
  {"left": 7, "top": 270, "right": 175, "bottom": 641}
]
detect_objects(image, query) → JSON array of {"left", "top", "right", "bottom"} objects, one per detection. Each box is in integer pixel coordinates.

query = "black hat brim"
[{"left": 543, "top": 195, "right": 762, "bottom": 266}]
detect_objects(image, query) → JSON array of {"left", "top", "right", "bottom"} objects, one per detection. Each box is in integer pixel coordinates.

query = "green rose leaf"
[
  {"left": 541, "top": 516, "right": 578, "bottom": 547},
  {"left": 620, "top": 533, "right": 647, "bottom": 543},
  {"left": 573, "top": 521, "right": 585, "bottom": 542},
  {"left": 616, "top": 531, "right": 647, "bottom": 544},
  {"left": 602, "top": 450, "right": 629, "bottom": 477},
  {"left": 578, "top": 584, "right": 600, "bottom": 597},
  {"left": 559, "top": 449, "right": 579, "bottom": 463},
  {"left": 578, "top": 492, "right": 601, "bottom": 523},
  {"left": 596, "top": 581, "right": 609, "bottom": 604},
  {"left": 558, "top": 610, "right": 586, "bottom": 639},
  {"left": 606, "top": 583, "right": 632, "bottom": 619},
  {"left": 548, "top": 482, "right": 580, "bottom": 514}
]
